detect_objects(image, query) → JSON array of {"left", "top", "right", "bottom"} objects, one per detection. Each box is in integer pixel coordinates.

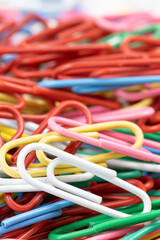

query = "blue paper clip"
[{"left": 38, "top": 75, "right": 160, "bottom": 93}]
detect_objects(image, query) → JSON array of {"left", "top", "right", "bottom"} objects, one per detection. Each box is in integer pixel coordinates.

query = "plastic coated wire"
[
  {"left": 0, "top": 210, "right": 62, "bottom": 236},
  {"left": 120, "top": 218, "right": 160, "bottom": 240},
  {"left": 1, "top": 199, "right": 73, "bottom": 227},
  {"left": 38, "top": 75, "right": 160, "bottom": 94},
  {"left": 48, "top": 199, "right": 160, "bottom": 240}
]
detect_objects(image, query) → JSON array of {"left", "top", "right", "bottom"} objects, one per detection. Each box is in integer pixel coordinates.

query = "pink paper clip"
[
  {"left": 87, "top": 223, "right": 144, "bottom": 240},
  {"left": 94, "top": 12, "right": 160, "bottom": 32},
  {"left": 0, "top": 9, "right": 20, "bottom": 22},
  {"left": 62, "top": 106, "right": 154, "bottom": 123},
  {"left": 115, "top": 87, "right": 160, "bottom": 101},
  {"left": 61, "top": 106, "right": 110, "bottom": 120},
  {"left": 48, "top": 117, "right": 160, "bottom": 164}
]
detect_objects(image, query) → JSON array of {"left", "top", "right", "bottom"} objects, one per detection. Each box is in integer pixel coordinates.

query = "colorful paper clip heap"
[{"left": 1, "top": 10, "right": 160, "bottom": 240}]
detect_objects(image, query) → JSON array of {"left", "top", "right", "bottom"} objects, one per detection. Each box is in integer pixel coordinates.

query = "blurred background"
[{"left": 0, "top": 0, "right": 159, "bottom": 17}]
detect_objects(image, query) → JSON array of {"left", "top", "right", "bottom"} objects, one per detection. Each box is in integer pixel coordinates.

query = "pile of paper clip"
[{"left": 1, "top": 11, "right": 160, "bottom": 240}]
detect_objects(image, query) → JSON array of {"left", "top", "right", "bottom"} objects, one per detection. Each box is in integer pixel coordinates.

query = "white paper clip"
[
  {"left": 0, "top": 168, "right": 94, "bottom": 193},
  {"left": 17, "top": 143, "right": 151, "bottom": 219}
]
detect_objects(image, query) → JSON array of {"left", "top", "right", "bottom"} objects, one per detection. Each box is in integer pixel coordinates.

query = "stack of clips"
[{"left": 0, "top": 11, "right": 160, "bottom": 240}]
